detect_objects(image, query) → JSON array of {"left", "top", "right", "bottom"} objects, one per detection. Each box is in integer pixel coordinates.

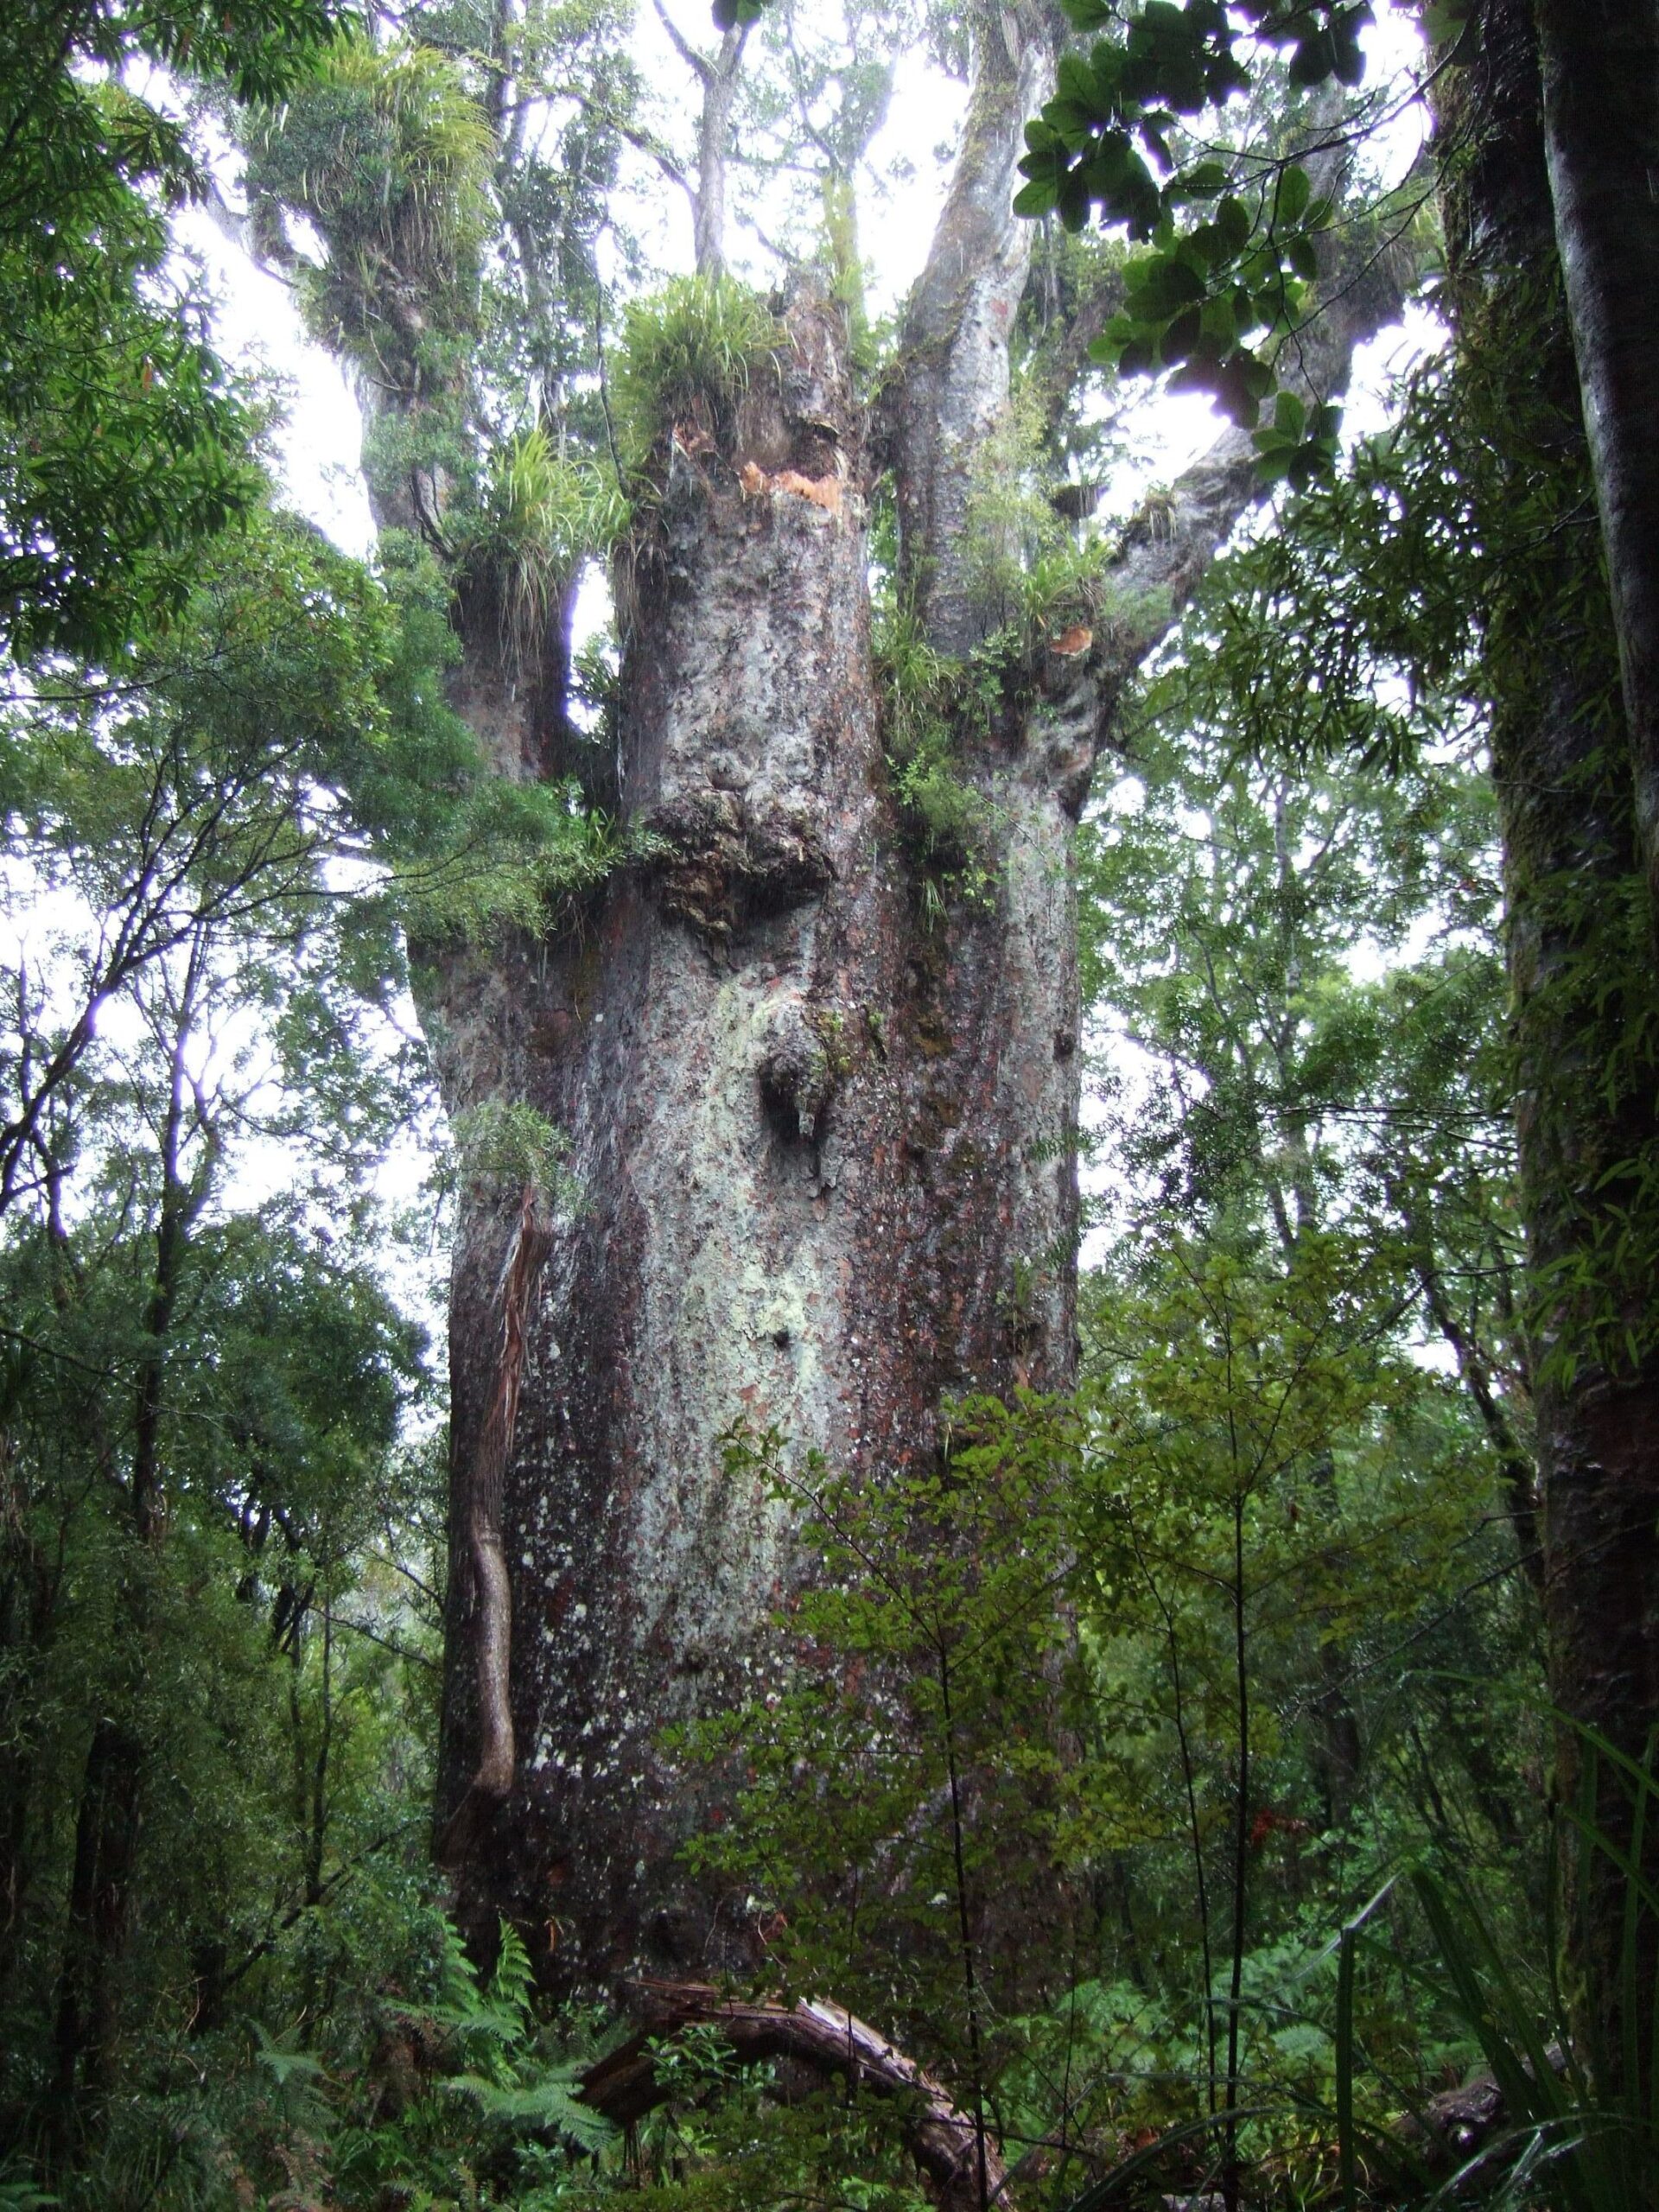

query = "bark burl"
[{"left": 415, "top": 3, "right": 1402, "bottom": 1991}]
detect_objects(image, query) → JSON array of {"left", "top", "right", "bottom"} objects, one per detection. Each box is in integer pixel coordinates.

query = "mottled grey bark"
[
  {"left": 413, "top": 18, "right": 1407, "bottom": 1994},
  {"left": 1533, "top": 0, "right": 1659, "bottom": 948}
]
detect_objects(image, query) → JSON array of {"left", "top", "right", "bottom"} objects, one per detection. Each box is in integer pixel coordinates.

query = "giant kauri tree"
[{"left": 244, "top": 0, "right": 1404, "bottom": 1991}]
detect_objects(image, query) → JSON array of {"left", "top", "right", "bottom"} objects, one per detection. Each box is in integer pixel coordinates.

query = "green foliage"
[
  {"left": 443, "top": 1099, "right": 578, "bottom": 1210},
  {"left": 873, "top": 605, "right": 1007, "bottom": 909},
  {"left": 245, "top": 34, "right": 496, "bottom": 389},
  {"left": 611, "top": 276, "right": 785, "bottom": 474},
  {"left": 1014, "top": 2, "right": 1375, "bottom": 462},
  {"left": 678, "top": 1408, "right": 1078, "bottom": 2073},
  {"left": 455, "top": 425, "right": 629, "bottom": 669},
  {"left": 432, "top": 1923, "right": 621, "bottom": 2160},
  {"left": 0, "top": 0, "right": 353, "bottom": 658},
  {"left": 0, "top": 10, "right": 1637, "bottom": 2212},
  {"left": 1303, "top": 1741, "right": 1659, "bottom": 2212}
]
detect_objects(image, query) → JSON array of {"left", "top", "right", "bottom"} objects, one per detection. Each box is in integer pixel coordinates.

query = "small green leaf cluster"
[
  {"left": 1014, "top": 3, "right": 1371, "bottom": 462},
  {"left": 442, "top": 1099, "right": 579, "bottom": 1211},
  {"left": 1019, "top": 3, "right": 1367, "bottom": 237},
  {"left": 610, "top": 275, "right": 785, "bottom": 477}
]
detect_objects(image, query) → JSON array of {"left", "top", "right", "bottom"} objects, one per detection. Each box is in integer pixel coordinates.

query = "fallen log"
[
  {"left": 577, "top": 1979, "right": 1014, "bottom": 2212},
  {"left": 1395, "top": 2041, "right": 1569, "bottom": 2183}
]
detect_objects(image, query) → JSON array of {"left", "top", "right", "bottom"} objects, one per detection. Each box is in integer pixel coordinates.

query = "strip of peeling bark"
[
  {"left": 442, "top": 1183, "right": 551, "bottom": 1858},
  {"left": 579, "top": 1980, "right": 1014, "bottom": 2212},
  {"left": 1533, "top": 0, "right": 1659, "bottom": 954}
]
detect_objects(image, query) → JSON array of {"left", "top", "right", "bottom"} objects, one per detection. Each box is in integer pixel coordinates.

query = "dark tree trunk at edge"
[{"left": 1439, "top": 0, "right": 1659, "bottom": 2094}]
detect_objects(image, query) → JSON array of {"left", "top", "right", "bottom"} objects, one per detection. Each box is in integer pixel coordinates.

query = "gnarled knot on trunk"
[
  {"left": 757, "top": 996, "right": 844, "bottom": 1142},
  {"left": 651, "top": 791, "right": 834, "bottom": 939}
]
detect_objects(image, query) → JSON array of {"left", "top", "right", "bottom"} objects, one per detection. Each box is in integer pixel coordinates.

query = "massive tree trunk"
[
  {"left": 397, "top": 6, "right": 1404, "bottom": 1998},
  {"left": 1438, "top": 0, "right": 1659, "bottom": 2094}
]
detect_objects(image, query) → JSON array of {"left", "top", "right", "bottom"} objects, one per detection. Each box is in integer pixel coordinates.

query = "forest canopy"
[{"left": 3, "top": 4, "right": 1657, "bottom": 2212}]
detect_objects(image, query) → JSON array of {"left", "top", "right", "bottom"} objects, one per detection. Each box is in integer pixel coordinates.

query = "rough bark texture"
[
  {"left": 1439, "top": 0, "right": 1659, "bottom": 2090},
  {"left": 416, "top": 18, "right": 1408, "bottom": 1999},
  {"left": 427, "top": 281, "right": 1093, "bottom": 1989},
  {"left": 1533, "top": 0, "right": 1659, "bottom": 942}
]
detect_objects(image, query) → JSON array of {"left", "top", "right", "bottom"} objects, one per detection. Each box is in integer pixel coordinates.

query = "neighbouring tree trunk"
[
  {"left": 401, "top": 5, "right": 1407, "bottom": 1996},
  {"left": 1532, "top": 0, "right": 1659, "bottom": 950},
  {"left": 693, "top": 26, "right": 747, "bottom": 276},
  {"left": 1437, "top": 0, "right": 1659, "bottom": 2093}
]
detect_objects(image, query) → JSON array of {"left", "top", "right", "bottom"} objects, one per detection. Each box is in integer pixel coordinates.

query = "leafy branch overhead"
[{"left": 1015, "top": 0, "right": 1373, "bottom": 473}]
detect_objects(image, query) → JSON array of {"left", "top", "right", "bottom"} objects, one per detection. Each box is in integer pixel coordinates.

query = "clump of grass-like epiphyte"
[
  {"left": 456, "top": 425, "right": 629, "bottom": 669},
  {"left": 874, "top": 604, "right": 1001, "bottom": 912},
  {"left": 244, "top": 35, "right": 495, "bottom": 386},
  {"left": 610, "top": 273, "right": 785, "bottom": 475}
]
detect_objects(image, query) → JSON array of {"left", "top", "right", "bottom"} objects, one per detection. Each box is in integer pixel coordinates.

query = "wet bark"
[
  {"left": 1437, "top": 0, "right": 1659, "bottom": 2094},
  {"left": 406, "top": 22, "right": 1408, "bottom": 1997},
  {"left": 1533, "top": 0, "right": 1659, "bottom": 947}
]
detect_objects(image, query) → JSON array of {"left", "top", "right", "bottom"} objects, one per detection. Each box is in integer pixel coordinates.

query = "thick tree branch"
[
  {"left": 1075, "top": 193, "right": 1419, "bottom": 724},
  {"left": 885, "top": 2, "right": 1060, "bottom": 655},
  {"left": 650, "top": 0, "right": 711, "bottom": 86}
]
